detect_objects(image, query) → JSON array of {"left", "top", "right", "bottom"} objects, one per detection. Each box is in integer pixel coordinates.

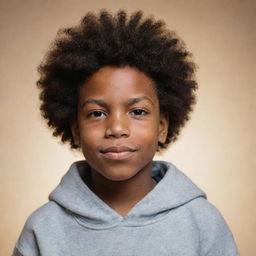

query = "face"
[{"left": 72, "top": 66, "right": 168, "bottom": 181}]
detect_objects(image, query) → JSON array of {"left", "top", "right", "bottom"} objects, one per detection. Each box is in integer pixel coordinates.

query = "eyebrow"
[{"left": 81, "top": 96, "right": 154, "bottom": 108}]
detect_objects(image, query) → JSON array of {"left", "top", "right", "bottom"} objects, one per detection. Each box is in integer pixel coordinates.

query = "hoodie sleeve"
[
  {"left": 12, "top": 214, "right": 40, "bottom": 256},
  {"left": 190, "top": 198, "right": 239, "bottom": 256},
  {"left": 12, "top": 247, "right": 25, "bottom": 256}
]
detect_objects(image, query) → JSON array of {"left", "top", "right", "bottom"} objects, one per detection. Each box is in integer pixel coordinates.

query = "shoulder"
[
  {"left": 20, "top": 201, "right": 65, "bottom": 233},
  {"left": 187, "top": 197, "right": 228, "bottom": 229},
  {"left": 185, "top": 197, "right": 239, "bottom": 255},
  {"left": 13, "top": 202, "right": 64, "bottom": 256}
]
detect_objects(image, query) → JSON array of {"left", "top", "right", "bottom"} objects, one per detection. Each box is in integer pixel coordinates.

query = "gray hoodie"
[{"left": 13, "top": 161, "right": 239, "bottom": 256}]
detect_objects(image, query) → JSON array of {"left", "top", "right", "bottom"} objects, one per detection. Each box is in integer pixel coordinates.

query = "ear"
[
  {"left": 71, "top": 121, "right": 81, "bottom": 147},
  {"left": 158, "top": 112, "right": 169, "bottom": 144}
]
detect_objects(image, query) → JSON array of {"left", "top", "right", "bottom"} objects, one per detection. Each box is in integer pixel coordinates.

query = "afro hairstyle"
[{"left": 37, "top": 9, "right": 198, "bottom": 151}]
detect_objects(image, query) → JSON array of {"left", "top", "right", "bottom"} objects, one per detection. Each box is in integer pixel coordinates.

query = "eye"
[
  {"left": 130, "top": 109, "right": 148, "bottom": 116},
  {"left": 87, "top": 110, "right": 106, "bottom": 118}
]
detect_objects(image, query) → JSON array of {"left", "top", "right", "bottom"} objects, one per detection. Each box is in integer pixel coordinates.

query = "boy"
[{"left": 13, "top": 10, "right": 239, "bottom": 255}]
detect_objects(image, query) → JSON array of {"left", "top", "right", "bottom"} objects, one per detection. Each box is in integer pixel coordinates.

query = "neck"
[{"left": 86, "top": 163, "right": 157, "bottom": 216}]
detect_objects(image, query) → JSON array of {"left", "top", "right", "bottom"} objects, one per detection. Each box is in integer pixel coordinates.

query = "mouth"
[{"left": 99, "top": 146, "right": 137, "bottom": 160}]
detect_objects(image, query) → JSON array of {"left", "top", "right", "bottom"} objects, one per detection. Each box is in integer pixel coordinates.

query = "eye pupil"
[
  {"left": 94, "top": 111, "right": 102, "bottom": 117},
  {"left": 88, "top": 111, "right": 105, "bottom": 118},
  {"left": 132, "top": 109, "right": 147, "bottom": 116}
]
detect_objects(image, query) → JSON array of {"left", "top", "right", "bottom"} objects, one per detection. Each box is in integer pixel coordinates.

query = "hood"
[{"left": 49, "top": 161, "right": 206, "bottom": 230}]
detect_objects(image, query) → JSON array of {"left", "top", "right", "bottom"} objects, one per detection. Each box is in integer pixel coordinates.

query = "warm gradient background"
[{"left": 1, "top": 0, "right": 255, "bottom": 255}]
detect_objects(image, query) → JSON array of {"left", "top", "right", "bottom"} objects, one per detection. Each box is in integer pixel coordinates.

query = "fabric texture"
[{"left": 13, "top": 161, "right": 239, "bottom": 256}]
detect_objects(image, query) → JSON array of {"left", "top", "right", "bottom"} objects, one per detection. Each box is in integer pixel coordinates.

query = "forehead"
[{"left": 79, "top": 66, "right": 158, "bottom": 103}]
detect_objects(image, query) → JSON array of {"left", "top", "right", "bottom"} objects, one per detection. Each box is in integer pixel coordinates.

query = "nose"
[{"left": 105, "top": 113, "right": 130, "bottom": 138}]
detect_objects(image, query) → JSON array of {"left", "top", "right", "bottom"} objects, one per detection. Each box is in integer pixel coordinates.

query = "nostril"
[
  {"left": 105, "top": 120, "right": 130, "bottom": 138},
  {"left": 105, "top": 131, "right": 129, "bottom": 138}
]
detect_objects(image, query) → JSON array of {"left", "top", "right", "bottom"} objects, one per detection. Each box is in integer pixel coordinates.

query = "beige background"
[{"left": 0, "top": 0, "right": 255, "bottom": 255}]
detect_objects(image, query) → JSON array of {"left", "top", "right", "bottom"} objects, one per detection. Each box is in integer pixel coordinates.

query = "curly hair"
[{"left": 37, "top": 9, "right": 198, "bottom": 151}]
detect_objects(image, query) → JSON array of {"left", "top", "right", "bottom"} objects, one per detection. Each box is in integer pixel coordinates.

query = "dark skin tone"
[{"left": 72, "top": 66, "right": 169, "bottom": 216}]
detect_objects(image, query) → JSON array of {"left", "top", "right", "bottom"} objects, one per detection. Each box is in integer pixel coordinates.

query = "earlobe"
[
  {"left": 71, "top": 122, "right": 81, "bottom": 147},
  {"left": 158, "top": 113, "right": 169, "bottom": 144}
]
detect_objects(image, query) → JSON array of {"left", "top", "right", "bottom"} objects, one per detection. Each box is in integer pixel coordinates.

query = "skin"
[{"left": 72, "top": 65, "right": 169, "bottom": 216}]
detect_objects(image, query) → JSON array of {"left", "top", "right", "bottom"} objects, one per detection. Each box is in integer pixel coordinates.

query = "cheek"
[
  {"left": 131, "top": 120, "right": 159, "bottom": 144},
  {"left": 79, "top": 124, "right": 103, "bottom": 147},
  {"left": 79, "top": 132, "right": 100, "bottom": 161}
]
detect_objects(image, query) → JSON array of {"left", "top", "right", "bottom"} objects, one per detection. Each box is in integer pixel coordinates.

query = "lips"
[{"left": 99, "top": 146, "right": 137, "bottom": 160}]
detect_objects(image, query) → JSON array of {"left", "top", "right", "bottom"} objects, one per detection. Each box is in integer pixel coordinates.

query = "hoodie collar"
[{"left": 49, "top": 161, "right": 206, "bottom": 230}]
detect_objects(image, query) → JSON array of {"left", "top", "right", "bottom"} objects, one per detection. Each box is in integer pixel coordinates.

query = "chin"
[{"left": 101, "top": 169, "right": 137, "bottom": 182}]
